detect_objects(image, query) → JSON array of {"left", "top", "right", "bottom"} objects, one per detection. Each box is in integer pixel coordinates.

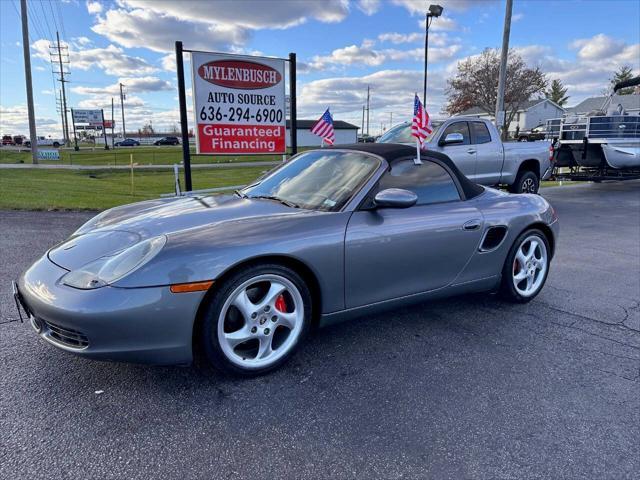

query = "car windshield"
[
  {"left": 242, "top": 150, "right": 381, "bottom": 211},
  {"left": 377, "top": 122, "right": 442, "bottom": 144}
]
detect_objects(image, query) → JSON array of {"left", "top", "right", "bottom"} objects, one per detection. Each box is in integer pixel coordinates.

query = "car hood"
[{"left": 48, "top": 194, "right": 302, "bottom": 270}]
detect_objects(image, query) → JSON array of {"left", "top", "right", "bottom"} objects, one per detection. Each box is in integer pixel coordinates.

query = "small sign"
[
  {"left": 496, "top": 110, "right": 506, "bottom": 127},
  {"left": 191, "top": 52, "right": 286, "bottom": 154},
  {"left": 37, "top": 149, "right": 60, "bottom": 161},
  {"left": 72, "top": 109, "right": 103, "bottom": 126}
]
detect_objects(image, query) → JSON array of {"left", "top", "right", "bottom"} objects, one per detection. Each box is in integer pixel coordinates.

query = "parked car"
[
  {"left": 115, "top": 138, "right": 141, "bottom": 147},
  {"left": 154, "top": 136, "right": 180, "bottom": 146},
  {"left": 377, "top": 118, "right": 553, "bottom": 194},
  {"left": 517, "top": 125, "right": 546, "bottom": 142},
  {"left": 12, "top": 135, "right": 24, "bottom": 145},
  {"left": 2, "top": 135, "right": 13, "bottom": 146},
  {"left": 23, "top": 136, "right": 63, "bottom": 148},
  {"left": 14, "top": 143, "right": 558, "bottom": 376},
  {"left": 358, "top": 135, "right": 376, "bottom": 143}
]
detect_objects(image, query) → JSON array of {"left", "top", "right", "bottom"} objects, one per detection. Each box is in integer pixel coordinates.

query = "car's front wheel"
[
  {"left": 201, "top": 264, "right": 312, "bottom": 376},
  {"left": 500, "top": 229, "right": 550, "bottom": 303}
]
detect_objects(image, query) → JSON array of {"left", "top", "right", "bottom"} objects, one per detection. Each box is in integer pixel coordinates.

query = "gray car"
[{"left": 14, "top": 144, "right": 559, "bottom": 376}]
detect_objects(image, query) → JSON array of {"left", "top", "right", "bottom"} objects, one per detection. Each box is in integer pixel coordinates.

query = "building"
[
  {"left": 565, "top": 94, "right": 640, "bottom": 116},
  {"left": 286, "top": 120, "right": 359, "bottom": 147},
  {"left": 457, "top": 98, "right": 566, "bottom": 134}
]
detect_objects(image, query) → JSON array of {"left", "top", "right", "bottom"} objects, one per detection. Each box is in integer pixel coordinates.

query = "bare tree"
[{"left": 446, "top": 49, "right": 547, "bottom": 138}]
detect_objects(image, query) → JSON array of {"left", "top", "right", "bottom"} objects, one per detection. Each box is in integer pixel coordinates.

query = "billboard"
[
  {"left": 191, "top": 52, "right": 286, "bottom": 154},
  {"left": 72, "top": 109, "right": 103, "bottom": 126}
]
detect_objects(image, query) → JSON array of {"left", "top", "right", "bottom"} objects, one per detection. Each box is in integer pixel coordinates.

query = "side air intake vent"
[{"left": 480, "top": 226, "right": 507, "bottom": 252}]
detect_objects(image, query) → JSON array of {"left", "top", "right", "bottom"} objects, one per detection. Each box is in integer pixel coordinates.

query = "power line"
[
  {"left": 54, "top": 0, "right": 67, "bottom": 41},
  {"left": 47, "top": 0, "right": 60, "bottom": 38},
  {"left": 37, "top": 0, "right": 54, "bottom": 41}
]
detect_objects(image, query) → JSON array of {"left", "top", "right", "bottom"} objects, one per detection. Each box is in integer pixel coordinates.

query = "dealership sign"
[
  {"left": 191, "top": 53, "right": 286, "bottom": 154},
  {"left": 72, "top": 109, "right": 103, "bottom": 126}
]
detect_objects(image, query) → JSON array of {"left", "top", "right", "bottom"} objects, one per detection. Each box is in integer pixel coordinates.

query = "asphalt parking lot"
[{"left": 1, "top": 181, "right": 638, "bottom": 479}]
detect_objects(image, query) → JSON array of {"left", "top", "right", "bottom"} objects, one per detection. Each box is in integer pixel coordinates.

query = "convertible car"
[{"left": 14, "top": 144, "right": 559, "bottom": 375}]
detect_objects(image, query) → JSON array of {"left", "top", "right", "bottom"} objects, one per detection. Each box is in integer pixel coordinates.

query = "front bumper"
[{"left": 16, "top": 255, "right": 206, "bottom": 365}]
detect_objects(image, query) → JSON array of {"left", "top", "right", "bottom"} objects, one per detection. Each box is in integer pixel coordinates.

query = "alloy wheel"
[
  {"left": 512, "top": 235, "right": 548, "bottom": 297},
  {"left": 217, "top": 274, "right": 304, "bottom": 369}
]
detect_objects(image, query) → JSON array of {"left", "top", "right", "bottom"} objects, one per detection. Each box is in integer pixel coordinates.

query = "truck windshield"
[
  {"left": 242, "top": 150, "right": 380, "bottom": 211},
  {"left": 377, "top": 122, "right": 442, "bottom": 144}
]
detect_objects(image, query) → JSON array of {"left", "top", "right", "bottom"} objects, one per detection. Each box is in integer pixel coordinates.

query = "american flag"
[
  {"left": 411, "top": 94, "right": 432, "bottom": 145},
  {"left": 311, "top": 108, "right": 335, "bottom": 145}
]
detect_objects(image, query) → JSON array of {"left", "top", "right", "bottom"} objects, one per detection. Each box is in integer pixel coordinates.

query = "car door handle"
[
  {"left": 463, "top": 219, "right": 482, "bottom": 231},
  {"left": 467, "top": 148, "right": 476, "bottom": 154}
]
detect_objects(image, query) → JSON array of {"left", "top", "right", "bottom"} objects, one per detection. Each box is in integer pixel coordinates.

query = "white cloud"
[
  {"left": 92, "top": 8, "right": 249, "bottom": 53},
  {"left": 72, "top": 77, "right": 172, "bottom": 96},
  {"left": 570, "top": 33, "right": 626, "bottom": 60},
  {"left": 307, "top": 41, "right": 460, "bottom": 71},
  {"left": 73, "top": 36, "right": 92, "bottom": 46},
  {"left": 31, "top": 39, "right": 159, "bottom": 77},
  {"left": 357, "top": 0, "right": 380, "bottom": 15},
  {"left": 378, "top": 32, "right": 423, "bottom": 44},
  {"left": 86, "top": 0, "right": 102, "bottom": 14},
  {"left": 118, "top": 0, "right": 350, "bottom": 29},
  {"left": 393, "top": 0, "right": 495, "bottom": 15},
  {"left": 512, "top": 12, "right": 524, "bottom": 22},
  {"left": 0, "top": 104, "right": 60, "bottom": 137}
]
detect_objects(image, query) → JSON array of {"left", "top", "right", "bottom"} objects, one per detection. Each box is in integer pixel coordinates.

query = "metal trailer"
[{"left": 545, "top": 77, "right": 640, "bottom": 182}]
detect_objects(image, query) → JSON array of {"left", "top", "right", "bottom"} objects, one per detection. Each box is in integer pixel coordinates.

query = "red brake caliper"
[{"left": 275, "top": 294, "right": 287, "bottom": 313}]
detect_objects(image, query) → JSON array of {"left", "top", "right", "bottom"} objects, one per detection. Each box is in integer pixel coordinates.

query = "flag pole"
[{"left": 415, "top": 138, "right": 422, "bottom": 165}]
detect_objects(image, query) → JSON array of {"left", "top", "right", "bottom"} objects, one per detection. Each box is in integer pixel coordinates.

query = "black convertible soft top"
[{"left": 329, "top": 143, "right": 485, "bottom": 200}]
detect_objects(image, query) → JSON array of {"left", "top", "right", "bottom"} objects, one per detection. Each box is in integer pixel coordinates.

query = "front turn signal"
[{"left": 170, "top": 280, "right": 214, "bottom": 293}]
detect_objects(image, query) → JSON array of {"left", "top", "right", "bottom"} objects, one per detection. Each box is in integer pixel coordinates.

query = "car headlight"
[{"left": 62, "top": 236, "right": 166, "bottom": 289}]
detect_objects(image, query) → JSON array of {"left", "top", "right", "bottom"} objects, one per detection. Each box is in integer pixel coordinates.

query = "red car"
[{"left": 2, "top": 135, "right": 14, "bottom": 146}]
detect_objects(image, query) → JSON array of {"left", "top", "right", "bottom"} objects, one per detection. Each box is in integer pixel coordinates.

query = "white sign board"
[
  {"left": 191, "top": 52, "right": 286, "bottom": 154},
  {"left": 72, "top": 109, "right": 103, "bottom": 126}
]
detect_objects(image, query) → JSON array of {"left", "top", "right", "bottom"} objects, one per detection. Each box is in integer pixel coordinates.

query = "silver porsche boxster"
[{"left": 15, "top": 144, "right": 559, "bottom": 375}]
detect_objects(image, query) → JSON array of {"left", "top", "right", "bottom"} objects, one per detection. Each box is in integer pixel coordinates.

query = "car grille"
[{"left": 43, "top": 320, "right": 89, "bottom": 349}]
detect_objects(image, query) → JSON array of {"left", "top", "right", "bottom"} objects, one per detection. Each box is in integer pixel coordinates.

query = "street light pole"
[
  {"left": 495, "top": 0, "right": 513, "bottom": 141},
  {"left": 423, "top": 5, "right": 443, "bottom": 104}
]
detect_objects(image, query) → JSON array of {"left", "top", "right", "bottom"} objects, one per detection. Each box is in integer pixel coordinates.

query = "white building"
[
  {"left": 286, "top": 120, "right": 359, "bottom": 147},
  {"left": 458, "top": 98, "right": 565, "bottom": 134}
]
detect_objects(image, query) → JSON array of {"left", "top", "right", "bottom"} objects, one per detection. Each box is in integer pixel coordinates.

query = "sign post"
[
  {"left": 71, "top": 107, "right": 79, "bottom": 151},
  {"left": 289, "top": 52, "right": 297, "bottom": 156},
  {"left": 175, "top": 41, "right": 193, "bottom": 191},
  {"left": 100, "top": 109, "right": 109, "bottom": 150}
]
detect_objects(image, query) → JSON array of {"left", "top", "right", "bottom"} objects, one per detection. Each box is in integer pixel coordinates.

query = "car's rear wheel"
[
  {"left": 510, "top": 170, "right": 539, "bottom": 194},
  {"left": 500, "top": 229, "right": 550, "bottom": 303},
  {"left": 201, "top": 264, "right": 312, "bottom": 376}
]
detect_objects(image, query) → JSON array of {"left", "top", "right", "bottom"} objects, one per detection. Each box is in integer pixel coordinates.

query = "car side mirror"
[
  {"left": 374, "top": 188, "right": 418, "bottom": 209},
  {"left": 439, "top": 132, "right": 464, "bottom": 146}
]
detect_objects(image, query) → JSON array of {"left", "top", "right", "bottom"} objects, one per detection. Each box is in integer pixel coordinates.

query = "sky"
[{"left": 1, "top": 0, "right": 639, "bottom": 138}]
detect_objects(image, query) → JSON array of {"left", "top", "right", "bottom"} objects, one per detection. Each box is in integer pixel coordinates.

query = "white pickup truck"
[
  {"left": 23, "top": 136, "right": 64, "bottom": 148},
  {"left": 377, "top": 117, "right": 553, "bottom": 193}
]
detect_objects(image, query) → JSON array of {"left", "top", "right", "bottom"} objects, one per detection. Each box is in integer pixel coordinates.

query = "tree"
[
  {"left": 446, "top": 48, "right": 547, "bottom": 138},
  {"left": 546, "top": 79, "right": 569, "bottom": 106},
  {"left": 609, "top": 65, "right": 635, "bottom": 95}
]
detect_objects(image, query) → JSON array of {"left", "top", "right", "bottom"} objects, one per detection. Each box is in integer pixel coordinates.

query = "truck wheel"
[
  {"left": 518, "top": 137, "right": 527, "bottom": 142},
  {"left": 510, "top": 170, "right": 539, "bottom": 194},
  {"left": 53, "top": 142, "right": 60, "bottom": 148}
]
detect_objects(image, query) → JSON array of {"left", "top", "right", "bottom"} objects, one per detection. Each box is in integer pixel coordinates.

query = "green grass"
[
  {"left": 0, "top": 167, "right": 268, "bottom": 210},
  {"left": 0, "top": 146, "right": 293, "bottom": 166}
]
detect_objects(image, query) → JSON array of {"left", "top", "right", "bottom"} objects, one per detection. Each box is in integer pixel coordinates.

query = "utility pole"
[
  {"left": 495, "top": 0, "right": 513, "bottom": 141},
  {"left": 51, "top": 31, "right": 70, "bottom": 145},
  {"left": 111, "top": 97, "right": 115, "bottom": 148},
  {"left": 119, "top": 83, "right": 126, "bottom": 138},
  {"left": 20, "top": 0, "right": 38, "bottom": 164},
  {"left": 55, "top": 90, "right": 67, "bottom": 143},
  {"left": 366, "top": 85, "right": 370, "bottom": 136},
  {"left": 361, "top": 105, "right": 365, "bottom": 139},
  {"left": 388, "top": 111, "right": 393, "bottom": 127}
]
